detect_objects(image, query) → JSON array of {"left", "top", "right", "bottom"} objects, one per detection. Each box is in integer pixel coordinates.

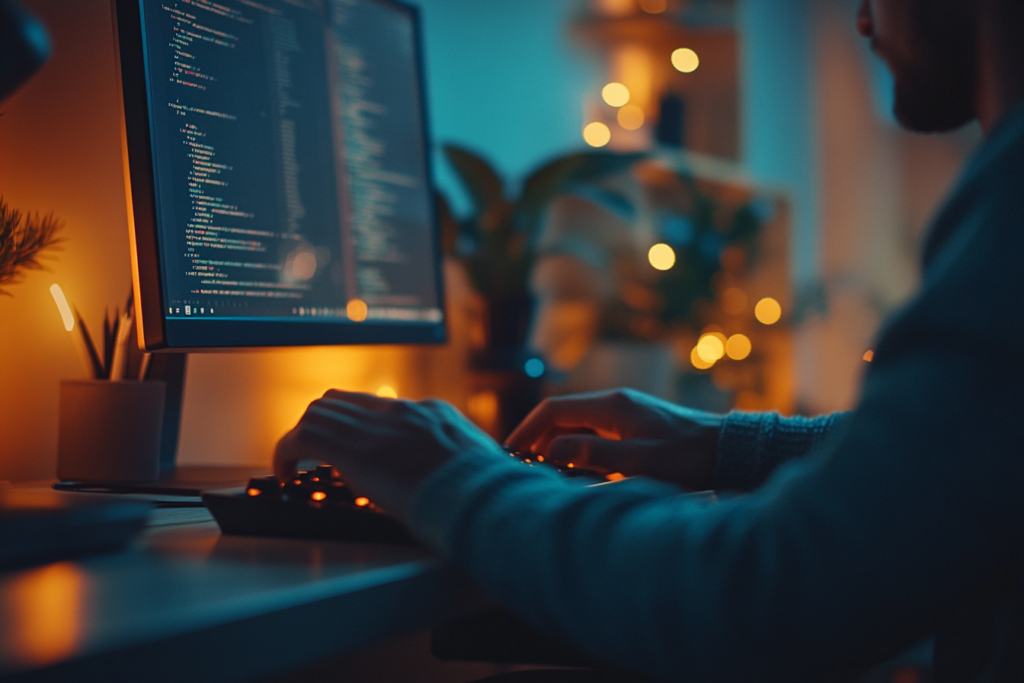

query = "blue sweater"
[{"left": 410, "top": 105, "right": 1024, "bottom": 682}]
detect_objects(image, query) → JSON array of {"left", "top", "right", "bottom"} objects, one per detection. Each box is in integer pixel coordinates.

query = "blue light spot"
[{"left": 524, "top": 358, "right": 545, "bottom": 378}]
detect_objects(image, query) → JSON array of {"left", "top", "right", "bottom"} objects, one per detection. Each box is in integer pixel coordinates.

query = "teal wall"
[{"left": 411, "top": 0, "right": 598, "bottom": 213}]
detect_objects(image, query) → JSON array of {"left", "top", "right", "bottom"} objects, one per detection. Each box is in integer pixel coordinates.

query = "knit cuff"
[{"left": 713, "top": 411, "right": 851, "bottom": 491}]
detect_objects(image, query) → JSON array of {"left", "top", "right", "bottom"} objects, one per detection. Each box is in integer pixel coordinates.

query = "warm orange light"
[
  {"left": 639, "top": 0, "right": 667, "bottom": 13},
  {"left": 376, "top": 385, "right": 398, "bottom": 399},
  {"left": 606, "top": 472, "right": 626, "bottom": 482},
  {"left": 671, "top": 48, "right": 699, "bottom": 73},
  {"left": 4, "top": 563, "right": 87, "bottom": 667},
  {"left": 311, "top": 491, "right": 327, "bottom": 502},
  {"left": 247, "top": 488, "right": 262, "bottom": 497},
  {"left": 346, "top": 298, "right": 368, "bottom": 322},
  {"left": 354, "top": 497, "right": 370, "bottom": 507},
  {"left": 536, "top": 455, "right": 544, "bottom": 462},
  {"left": 583, "top": 122, "right": 612, "bottom": 148},
  {"left": 697, "top": 334, "right": 725, "bottom": 363},
  {"left": 566, "top": 463, "right": 575, "bottom": 469},
  {"left": 617, "top": 104, "right": 645, "bottom": 130},
  {"left": 602, "top": 82, "right": 630, "bottom": 107},
  {"left": 863, "top": 350, "right": 875, "bottom": 362},
  {"left": 648, "top": 243, "right": 676, "bottom": 271},
  {"left": 691, "top": 345, "right": 714, "bottom": 370},
  {"left": 467, "top": 390, "right": 499, "bottom": 434},
  {"left": 754, "top": 297, "right": 782, "bottom": 325},
  {"left": 726, "top": 334, "right": 752, "bottom": 361}
]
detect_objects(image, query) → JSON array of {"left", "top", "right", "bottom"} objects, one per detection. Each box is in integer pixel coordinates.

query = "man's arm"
[{"left": 411, "top": 345, "right": 1023, "bottom": 681}]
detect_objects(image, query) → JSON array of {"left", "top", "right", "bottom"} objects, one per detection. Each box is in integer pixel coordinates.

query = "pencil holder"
[{"left": 57, "top": 380, "right": 166, "bottom": 483}]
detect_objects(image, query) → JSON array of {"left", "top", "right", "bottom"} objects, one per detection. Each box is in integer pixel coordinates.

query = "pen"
[
  {"left": 109, "top": 308, "right": 133, "bottom": 381},
  {"left": 49, "top": 284, "right": 101, "bottom": 379}
]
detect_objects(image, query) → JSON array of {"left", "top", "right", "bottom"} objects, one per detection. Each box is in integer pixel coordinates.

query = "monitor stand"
[{"left": 54, "top": 353, "right": 264, "bottom": 497}]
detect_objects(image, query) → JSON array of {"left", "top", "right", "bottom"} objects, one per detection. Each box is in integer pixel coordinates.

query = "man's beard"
[{"left": 889, "top": 0, "right": 978, "bottom": 133}]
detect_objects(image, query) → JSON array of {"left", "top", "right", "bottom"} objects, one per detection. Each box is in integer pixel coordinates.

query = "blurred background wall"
[{"left": 0, "top": 0, "right": 979, "bottom": 482}]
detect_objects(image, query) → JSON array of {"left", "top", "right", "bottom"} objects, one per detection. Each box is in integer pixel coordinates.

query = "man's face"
[{"left": 857, "top": 0, "right": 979, "bottom": 132}]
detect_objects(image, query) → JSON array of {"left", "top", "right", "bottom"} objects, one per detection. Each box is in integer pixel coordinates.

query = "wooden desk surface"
[{"left": 0, "top": 508, "right": 487, "bottom": 683}]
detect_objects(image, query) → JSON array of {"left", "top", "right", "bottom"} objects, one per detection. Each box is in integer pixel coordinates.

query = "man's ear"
[{"left": 0, "top": 0, "right": 51, "bottom": 103}]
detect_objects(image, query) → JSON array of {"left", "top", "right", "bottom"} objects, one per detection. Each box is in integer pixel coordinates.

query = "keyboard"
[
  {"left": 202, "top": 466, "right": 415, "bottom": 544},
  {"left": 203, "top": 453, "right": 607, "bottom": 544}
]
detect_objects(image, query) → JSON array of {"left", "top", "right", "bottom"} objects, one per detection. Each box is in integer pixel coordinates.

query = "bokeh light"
[
  {"left": 617, "top": 104, "right": 645, "bottom": 130},
  {"left": 376, "top": 385, "right": 398, "bottom": 399},
  {"left": 648, "top": 243, "right": 676, "bottom": 271},
  {"left": 863, "top": 350, "right": 875, "bottom": 363},
  {"left": 754, "top": 297, "right": 782, "bottom": 325},
  {"left": 583, "top": 121, "right": 612, "bottom": 147},
  {"left": 602, "top": 82, "right": 630, "bottom": 107},
  {"left": 346, "top": 298, "right": 368, "bottom": 322},
  {"left": 690, "top": 345, "right": 714, "bottom": 370},
  {"left": 726, "top": 334, "right": 752, "bottom": 360},
  {"left": 524, "top": 358, "right": 545, "bottom": 378},
  {"left": 671, "top": 48, "right": 699, "bottom": 73},
  {"left": 639, "top": 0, "right": 667, "bottom": 13},
  {"left": 696, "top": 334, "right": 725, "bottom": 363}
]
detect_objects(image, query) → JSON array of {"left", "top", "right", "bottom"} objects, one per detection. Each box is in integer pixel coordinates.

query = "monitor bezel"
[{"left": 111, "top": 0, "right": 448, "bottom": 351}]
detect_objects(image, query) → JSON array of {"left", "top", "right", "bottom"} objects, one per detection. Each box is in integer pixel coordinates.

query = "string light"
[
  {"left": 671, "top": 48, "right": 699, "bottom": 73},
  {"left": 696, "top": 334, "right": 725, "bottom": 363},
  {"left": 648, "top": 243, "right": 676, "bottom": 270},
  {"left": 726, "top": 334, "right": 752, "bottom": 360},
  {"left": 583, "top": 122, "right": 611, "bottom": 147},
  {"left": 754, "top": 297, "right": 782, "bottom": 325},
  {"left": 691, "top": 346, "right": 714, "bottom": 370},
  {"left": 602, "top": 82, "right": 630, "bottom": 107}
]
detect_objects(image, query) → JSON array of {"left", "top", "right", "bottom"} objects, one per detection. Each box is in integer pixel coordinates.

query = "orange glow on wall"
[
  {"left": 1, "top": 563, "right": 88, "bottom": 667},
  {"left": 611, "top": 44, "right": 653, "bottom": 113}
]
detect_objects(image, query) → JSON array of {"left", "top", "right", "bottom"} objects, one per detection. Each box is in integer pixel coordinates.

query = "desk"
[{"left": 0, "top": 507, "right": 488, "bottom": 683}]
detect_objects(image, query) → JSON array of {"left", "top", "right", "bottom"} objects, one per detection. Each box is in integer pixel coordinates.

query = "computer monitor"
[{"left": 112, "top": 0, "right": 446, "bottom": 351}]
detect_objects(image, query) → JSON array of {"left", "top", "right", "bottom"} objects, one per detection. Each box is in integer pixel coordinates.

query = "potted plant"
[
  {"left": 437, "top": 144, "right": 643, "bottom": 437},
  {"left": 439, "top": 145, "right": 643, "bottom": 359}
]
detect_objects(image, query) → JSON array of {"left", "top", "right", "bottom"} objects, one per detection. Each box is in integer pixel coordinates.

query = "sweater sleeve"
[
  {"left": 713, "top": 411, "right": 852, "bottom": 492},
  {"left": 405, "top": 122, "right": 1024, "bottom": 681}
]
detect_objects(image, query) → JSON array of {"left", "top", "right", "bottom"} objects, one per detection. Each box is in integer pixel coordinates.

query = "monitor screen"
[{"left": 113, "top": 0, "right": 445, "bottom": 349}]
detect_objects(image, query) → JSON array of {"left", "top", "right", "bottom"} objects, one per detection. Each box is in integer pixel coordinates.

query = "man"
[{"left": 275, "top": 0, "right": 1024, "bottom": 680}]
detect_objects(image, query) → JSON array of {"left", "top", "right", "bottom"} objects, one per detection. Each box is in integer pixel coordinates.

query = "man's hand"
[
  {"left": 274, "top": 390, "right": 504, "bottom": 522},
  {"left": 505, "top": 389, "right": 723, "bottom": 490}
]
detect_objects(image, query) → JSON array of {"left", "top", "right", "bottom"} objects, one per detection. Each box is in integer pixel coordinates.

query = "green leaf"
[
  {"left": 442, "top": 145, "right": 505, "bottom": 217},
  {"left": 517, "top": 150, "right": 643, "bottom": 235}
]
